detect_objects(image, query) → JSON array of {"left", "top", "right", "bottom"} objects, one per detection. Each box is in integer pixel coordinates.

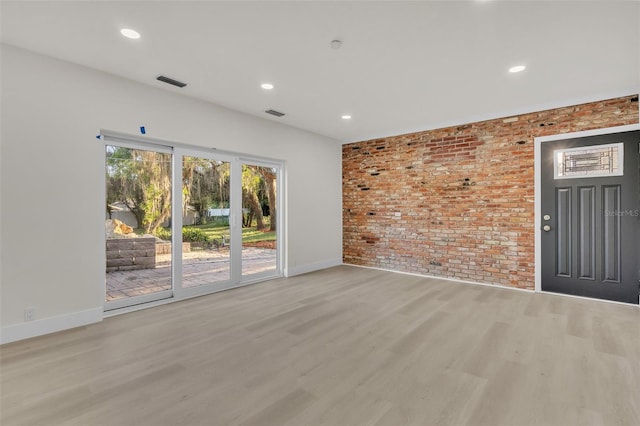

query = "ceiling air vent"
[
  {"left": 156, "top": 75, "right": 187, "bottom": 88},
  {"left": 265, "top": 109, "right": 285, "bottom": 117}
]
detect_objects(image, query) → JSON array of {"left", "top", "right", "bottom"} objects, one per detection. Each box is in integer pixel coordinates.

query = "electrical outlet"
[{"left": 24, "top": 307, "right": 36, "bottom": 322}]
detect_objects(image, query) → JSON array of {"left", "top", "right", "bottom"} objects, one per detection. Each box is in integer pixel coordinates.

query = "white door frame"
[
  {"left": 173, "top": 147, "right": 238, "bottom": 300},
  {"left": 238, "top": 157, "right": 285, "bottom": 283},
  {"left": 534, "top": 123, "right": 640, "bottom": 296},
  {"left": 102, "top": 129, "right": 286, "bottom": 313},
  {"left": 103, "top": 137, "right": 175, "bottom": 311}
]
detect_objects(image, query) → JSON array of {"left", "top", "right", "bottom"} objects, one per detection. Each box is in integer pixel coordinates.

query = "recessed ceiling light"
[
  {"left": 261, "top": 83, "right": 274, "bottom": 90},
  {"left": 509, "top": 65, "right": 526, "bottom": 73},
  {"left": 341, "top": 115, "right": 352, "bottom": 120},
  {"left": 120, "top": 28, "right": 141, "bottom": 40}
]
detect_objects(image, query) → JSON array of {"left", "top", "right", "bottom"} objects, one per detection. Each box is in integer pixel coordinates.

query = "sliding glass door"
[
  {"left": 105, "top": 143, "right": 174, "bottom": 310},
  {"left": 104, "top": 134, "right": 283, "bottom": 311},
  {"left": 176, "top": 151, "right": 234, "bottom": 297},
  {"left": 241, "top": 161, "right": 280, "bottom": 280}
]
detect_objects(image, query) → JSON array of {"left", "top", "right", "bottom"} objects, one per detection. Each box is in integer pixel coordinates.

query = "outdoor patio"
[{"left": 106, "top": 247, "right": 276, "bottom": 301}]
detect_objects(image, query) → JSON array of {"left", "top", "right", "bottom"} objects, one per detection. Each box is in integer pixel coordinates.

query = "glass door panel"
[
  {"left": 241, "top": 163, "right": 279, "bottom": 278},
  {"left": 180, "top": 155, "right": 231, "bottom": 289},
  {"left": 105, "top": 144, "right": 173, "bottom": 309},
  {"left": 104, "top": 135, "right": 284, "bottom": 312}
]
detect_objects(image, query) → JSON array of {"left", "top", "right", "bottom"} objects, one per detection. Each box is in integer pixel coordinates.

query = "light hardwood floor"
[{"left": 2, "top": 265, "right": 639, "bottom": 426}]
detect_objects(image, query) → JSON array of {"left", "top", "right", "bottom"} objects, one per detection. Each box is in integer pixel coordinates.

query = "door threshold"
[
  {"left": 104, "top": 274, "right": 284, "bottom": 318},
  {"left": 538, "top": 290, "right": 639, "bottom": 307}
]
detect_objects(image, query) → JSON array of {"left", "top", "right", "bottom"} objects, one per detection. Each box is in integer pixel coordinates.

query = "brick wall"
[
  {"left": 106, "top": 237, "right": 156, "bottom": 272},
  {"left": 156, "top": 242, "right": 191, "bottom": 255},
  {"left": 343, "top": 95, "right": 639, "bottom": 290}
]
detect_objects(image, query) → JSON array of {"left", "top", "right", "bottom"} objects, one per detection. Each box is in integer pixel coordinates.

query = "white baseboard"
[
  {"left": 345, "top": 263, "right": 640, "bottom": 307},
  {"left": 285, "top": 258, "right": 342, "bottom": 277},
  {"left": 343, "top": 262, "right": 535, "bottom": 294},
  {"left": 1, "top": 307, "right": 103, "bottom": 345}
]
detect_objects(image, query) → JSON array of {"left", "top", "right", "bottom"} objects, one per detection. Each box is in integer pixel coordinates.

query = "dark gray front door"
[{"left": 541, "top": 130, "right": 639, "bottom": 304}]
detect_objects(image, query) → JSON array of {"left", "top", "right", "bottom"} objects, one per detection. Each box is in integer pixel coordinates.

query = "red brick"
[{"left": 342, "top": 95, "right": 639, "bottom": 290}]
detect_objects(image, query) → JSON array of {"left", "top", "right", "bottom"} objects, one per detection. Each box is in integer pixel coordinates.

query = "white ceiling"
[{"left": 2, "top": 1, "right": 638, "bottom": 143}]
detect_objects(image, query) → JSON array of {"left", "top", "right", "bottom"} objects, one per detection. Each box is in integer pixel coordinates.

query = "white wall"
[{"left": 0, "top": 44, "right": 343, "bottom": 342}]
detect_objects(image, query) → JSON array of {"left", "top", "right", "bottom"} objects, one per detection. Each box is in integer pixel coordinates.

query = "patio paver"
[{"left": 106, "top": 247, "right": 276, "bottom": 302}]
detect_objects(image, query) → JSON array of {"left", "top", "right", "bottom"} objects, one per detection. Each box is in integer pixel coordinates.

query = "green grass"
[
  {"left": 182, "top": 222, "right": 275, "bottom": 243},
  {"left": 241, "top": 228, "right": 276, "bottom": 243},
  {"left": 150, "top": 218, "right": 275, "bottom": 244},
  {"left": 186, "top": 222, "right": 226, "bottom": 241}
]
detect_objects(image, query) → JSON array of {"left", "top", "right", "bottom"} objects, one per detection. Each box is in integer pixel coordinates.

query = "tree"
[
  {"left": 256, "top": 167, "right": 277, "bottom": 231},
  {"left": 106, "top": 147, "right": 276, "bottom": 235},
  {"left": 182, "top": 158, "right": 230, "bottom": 224},
  {"left": 242, "top": 165, "right": 265, "bottom": 230},
  {"left": 139, "top": 149, "right": 172, "bottom": 233},
  {"left": 106, "top": 146, "right": 146, "bottom": 228},
  {"left": 106, "top": 147, "right": 172, "bottom": 234},
  {"left": 182, "top": 156, "right": 209, "bottom": 223}
]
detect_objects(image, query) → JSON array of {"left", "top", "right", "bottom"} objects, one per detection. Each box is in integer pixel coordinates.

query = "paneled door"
[{"left": 541, "top": 131, "right": 639, "bottom": 304}]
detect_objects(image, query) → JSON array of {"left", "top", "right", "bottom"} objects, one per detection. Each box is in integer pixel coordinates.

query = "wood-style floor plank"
[{"left": 2, "top": 265, "right": 639, "bottom": 426}]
